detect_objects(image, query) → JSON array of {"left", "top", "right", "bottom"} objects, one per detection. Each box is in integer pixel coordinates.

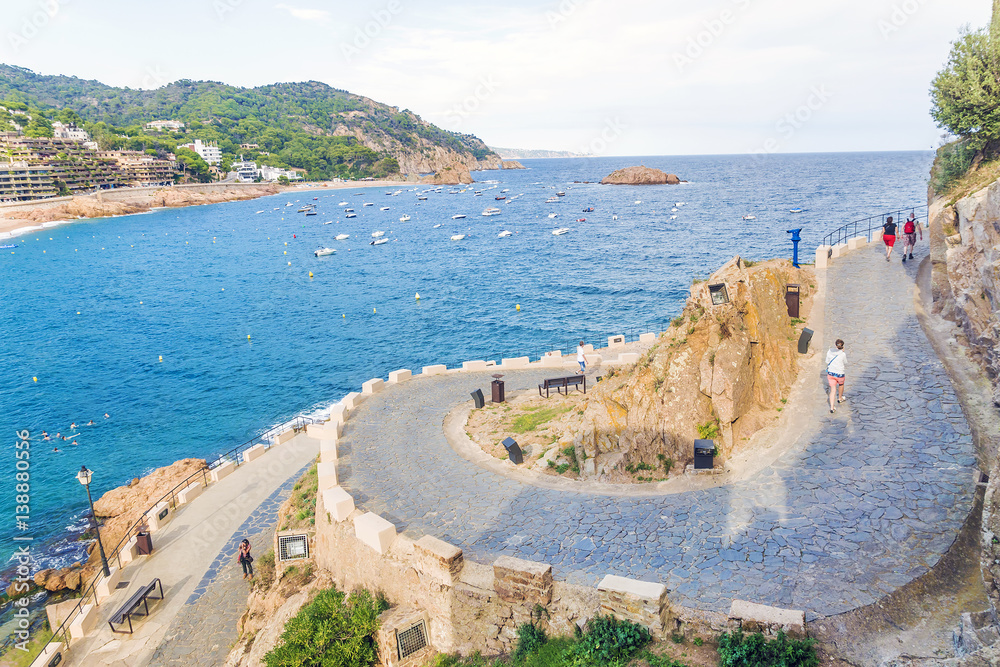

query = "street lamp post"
[{"left": 77, "top": 465, "right": 111, "bottom": 578}]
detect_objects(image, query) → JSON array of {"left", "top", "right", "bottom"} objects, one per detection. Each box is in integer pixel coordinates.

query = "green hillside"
[{"left": 0, "top": 64, "right": 496, "bottom": 181}]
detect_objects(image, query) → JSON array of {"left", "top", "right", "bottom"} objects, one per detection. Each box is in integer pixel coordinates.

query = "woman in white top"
[
  {"left": 825, "top": 338, "right": 846, "bottom": 413},
  {"left": 576, "top": 341, "right": 586, "bottom": 375}
]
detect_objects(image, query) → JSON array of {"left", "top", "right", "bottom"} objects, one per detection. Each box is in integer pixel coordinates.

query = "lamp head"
[{"left": 76, "top": 465, "right": 92, "bottom": 486}]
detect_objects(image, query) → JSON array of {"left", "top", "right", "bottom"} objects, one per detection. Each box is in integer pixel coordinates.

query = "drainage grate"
[
  {"left": 278, "top": 534, "right": 309, "bottom": 561},
  {"left": 397, "top": 620, "right": 427, "bottom": 659}
]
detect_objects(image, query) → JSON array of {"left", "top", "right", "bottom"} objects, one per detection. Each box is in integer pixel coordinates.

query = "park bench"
[
  {"left": 108, "top": 578, "right": 164, "bottom": 634},
  {"left": 538, "top": 375, "right": 586, "bottom": 398}
]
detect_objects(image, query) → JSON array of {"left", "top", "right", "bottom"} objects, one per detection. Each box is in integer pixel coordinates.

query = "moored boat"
[
  {"left": 552, "top": 228, "right": 570, "bottom": 235},
  {"left": 314, "top": 247, "right": 336, "bottom": 257}
]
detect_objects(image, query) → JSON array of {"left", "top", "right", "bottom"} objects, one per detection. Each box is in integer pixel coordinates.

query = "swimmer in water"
[
  {"left": 71, "top": 440, "right": 78, "bottom": 446},
  {"left": 104, "top": 413, "right": 110, "bottom": 419},
  {"left": 53, "top": 446, "right": 59, "bottom": 452},
  {"left": 41, "top": 430, "right": 48, "bottom": 437},
  {"left": 70, "top": 422, "right": 76, "bottom": 429},
  {"left": 55, "top": 432, "right": 61, "bottom": 439},
  {"left": 87, "top": 420, "right": 94, "bottom": 426},
  {"left": 43, "top": 434, "right": 50, "bottom": 441}
]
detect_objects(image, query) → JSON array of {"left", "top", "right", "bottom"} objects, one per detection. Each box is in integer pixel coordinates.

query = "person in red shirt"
[
  {"left": 882, "top": 216, "right": 897, "bottom": 262},
  {"left": 901, "top": 212, "right": 923, "bottom": 262}
]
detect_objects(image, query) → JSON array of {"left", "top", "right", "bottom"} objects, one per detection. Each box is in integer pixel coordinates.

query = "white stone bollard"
[
  {"left": 177, "top": 481, "right": 202, "bottom": 505},
  {"left": 241, "top": 444, "right": 265, "bottom": 463},
  {"left": 422, "top": 364, "right": 448, "bottom": 376},
  {"left": 210, "top": 459, "right": 235, "bottom": 483},
  {"left": 354, "top": 512, "right": 396, "bottom": 554},
  {"left": 815, "top": 245, "right": 830, "bottom": 269},
  {"left": 639, "top": 332, "right": 656, "bottom": 344},
  {"left": 317, "top": 461, "right": 338, "bottom": 490},
  {"left": 320, "top": 439, "right": 338, "bottom": 464},
  {"left": 362, "top": 378, "right": 384, "bottom": 395},
  {"left": 501, "top": 357, "right": 530, "bottom": 369},
  {"left": 388, "top": 369, "right": 412, "bottom": 384},
  {"left": 322, "top": 487, "right": 355, "bottom": 522},
  {"left": 69, "top": 604, "right": 98, "bottom": 640},
  {"left": 462, "top": 360, "right": 489, "bottom": 371}
]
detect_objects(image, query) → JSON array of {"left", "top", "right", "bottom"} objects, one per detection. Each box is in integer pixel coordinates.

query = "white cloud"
[{"left": 274, "top": 3, "right": 329, "bottom": 22}]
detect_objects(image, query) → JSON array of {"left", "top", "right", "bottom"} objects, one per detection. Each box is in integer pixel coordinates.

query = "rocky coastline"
[{"left": 601, "top": 165, "right": 681, "bottom": 185}]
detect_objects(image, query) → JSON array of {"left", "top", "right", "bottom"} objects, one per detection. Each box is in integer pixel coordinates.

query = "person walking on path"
[
  {"left": 882, "top": 216, "right": 897, "bottom": 262},
  {"left": 238, "top": 538, "right": 254, "bottom": 579},
  {"left": 576, "top": 341, "right": 587, "bottom": 375},
  {"left": 826, "top": 339, "right": 847, "bottom": 413},
  {"left": 901, "top": 212, "right": 922, "bottom": 262}
]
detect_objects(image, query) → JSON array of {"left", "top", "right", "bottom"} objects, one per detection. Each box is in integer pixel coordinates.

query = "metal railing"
[
  {"left": 820, "top": 204, "right": 928, "bottom": 249},
  {"left": 483, "top": 324, "right": 673, "bottom": 364},
  {"left": 28, "top": 415, "right": 317, "bottom": 663}
]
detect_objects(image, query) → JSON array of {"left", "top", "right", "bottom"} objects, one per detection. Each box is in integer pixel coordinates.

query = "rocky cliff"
[
  {"left": 572, "top": 258, "right": 813, "bottom": 476},
  {"left": 601, "top": 166, "right": 681, "bottom": 185},
  {"left": 929, "top": 180, "right": 1000, "bottom": 406}
]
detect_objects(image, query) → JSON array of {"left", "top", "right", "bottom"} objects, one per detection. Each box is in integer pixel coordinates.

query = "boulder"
[
  {"left": 421, "top": 164, "right": 473, "bottom": 185},
  {"left": 601, "top": 166, "right": 681, "bottom": 185},
  {"left": 501, "top": 161, "right": 525, "bottom": 169}
]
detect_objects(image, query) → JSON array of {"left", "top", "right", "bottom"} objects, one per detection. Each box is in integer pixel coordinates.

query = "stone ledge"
[
  {"left": 493, "top": 556, "right": 552, "bottom": 605},
  {"left": 322, "top": 487, "right": 355, "bottom": 522},
  {"left": 598, "top": 574, "right": 671, "bottom": 635},
  {"left": 362, "top": 378, "right": 385, "bottom": 395},
  {"left": 388, "top": 369, "right": 412, "bottom": 383},
  {"left": 415, "top": 535, "right": 464, "bottom": 583},
  {"left": 728, "top": 600, "right": 806, "bottom": 639}
]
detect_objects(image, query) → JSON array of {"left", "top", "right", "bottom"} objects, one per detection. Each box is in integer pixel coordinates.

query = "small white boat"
[
  {"left": 552, "top": 228, "right": 570, "bottom": 235},
  {"left": 364, "top": 203, "right": 374, "bottom": 207},
  {"left": 256, "top": 210, "right": 264, "bottom": 214},
  {"left": 381, "top": 206, "right": 390, "bottom": 211},
  {"left": 345, "top": 208, "right": 354, "bottom": 212},
  {"left": 399, "top": 214, "right": 411, "bottom": 222},
  {"left": 371, "top": 231, "right": 385, "bottom": 237},
  {"left": 338, "top": 201, "right": 349, "bottom": 206},
  {"left": 346, "top": 213, "right": 357, "bottom": 218},
  {"left": 742, "top": 215, "right": 756, "bottom": 221},
  {"left": 335, "top": 234, "right": 350, "bottom": 240},
  {"left": 371, "top": 238, "right": 389, "bottom": 245},
  {"left": 314, "top": 247, "right": 336, "bottom": 257},
  {"left": 671, "top": 207, "right": 679, "bottom": 212},
  {"left": 676, "top": 202, "right": 686, "bottom": 207},
  {"left": 451, "top": 234, "right": 467, "bottom": 241},
  {"left": 482, "top": 208, "right": 502, "bottom": 217},
  {"left": 612, "top": 215, "right": 618, "bottom": 221},
  {"left": 556, "top": 192, "right": 566, "bottom": 197},
  {"left": 418, "top": 196, "right": 428, "bottom": 201},
  {"left": 548, "top": 213, "right": 558, "bottom": 218},
  {"left": 285, "top": 202, "right": 294, "bottom": 207},
  {"left": 789, "top": 208, "right": 804, "bottom": 213},
  {"left": 670, "top": 215, "right": 678, "bottom": 220},
  {"left": 545, "top": 197, "right": 559, "bottom": 203},
  {"left": 498, "top": 230, "right": 512, "bottom": 238},
  {"left": 433, "top": 224, "right": 442, "bottom": 228},
  {"left": 452, "top": 214, "right": 466, "bottom": 219},
  {"left": 634, "top": 200, "right": 642, "bottom": 204},
  {"left": 324, "top": 221, "right": 334, "bottom": 225}
]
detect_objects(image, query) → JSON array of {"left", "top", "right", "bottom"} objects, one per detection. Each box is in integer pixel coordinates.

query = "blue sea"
[{"left": 0, "top": 152, "right": 932, "bottom": 578}]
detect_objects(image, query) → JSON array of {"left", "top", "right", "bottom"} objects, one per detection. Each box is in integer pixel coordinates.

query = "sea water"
[{"left": 0, "top": 152, "right": 932, "bottom": 577}]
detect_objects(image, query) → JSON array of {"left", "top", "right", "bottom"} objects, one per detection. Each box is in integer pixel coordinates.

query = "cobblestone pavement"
[
  {"left": 147, "top": 462, "right": 312, "bottom": 666},
  {"left": 341, "top": 242, "right": 976, "bottom": 620}
]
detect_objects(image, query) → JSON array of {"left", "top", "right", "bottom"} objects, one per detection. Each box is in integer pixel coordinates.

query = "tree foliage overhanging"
[
  {"left": 0, "top": 64, "right": 495, "bottom": 180},
  {"left": 930, "top": 27, "right": 1000, "bottom": 152}
]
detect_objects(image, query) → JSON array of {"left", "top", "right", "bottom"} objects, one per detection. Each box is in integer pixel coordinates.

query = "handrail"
[
  {"left": 27, "top": 414, "right": 317, "bottom": 662},
  {"left": 485, "top": 323, "right": 673, "bottom": 364},
  {"left": 820, "top": 204, "right": 928, "bottom": 249}
]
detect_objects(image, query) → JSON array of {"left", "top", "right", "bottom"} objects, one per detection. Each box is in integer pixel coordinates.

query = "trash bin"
[
  {"left": 502, "top": 437, "right": 523, "bottom": 465},
  {"left": 491, "top": 378, "right": 505, "bottom": 403},
  {"left": 785, "top": 285, "right": 800, "bottom": 318},
  {"left": 470, "top": 389, "right": 485, "bottom": 409},
  {"left": 694, "top": 439, "right": 715, "bottom": 470},
  {"left": 135, "top": 531, "right": 153, "bottom": 555}
]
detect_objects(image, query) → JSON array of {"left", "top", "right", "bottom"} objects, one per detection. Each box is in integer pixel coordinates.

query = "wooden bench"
[
  {"left": 538, "top": 375, "right": 586, "bottom": 397},
  {"left": 108, "top": 578, "right": 164, "bottom": 634}
]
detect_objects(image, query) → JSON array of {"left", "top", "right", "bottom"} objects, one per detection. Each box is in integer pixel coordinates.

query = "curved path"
[{"left": 339, "top": 244, "right": 976, "bottom": 620}]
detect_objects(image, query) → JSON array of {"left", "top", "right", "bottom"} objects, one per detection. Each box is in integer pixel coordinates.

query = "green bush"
[
  {"left": 563, "top": 616, "right": 650, "bottom": 666},
  {"left": 696, "top": 421, "right": 719, "bottom": 440},
  {"left": 512, "top": 622, "right": 547, "bottom": 663},
  {"left": 264, "top": 586, "right": 389, "bottom": 667},
  {"left": 933, "top": 139, "right": 978, "bottom": 191},
  {"left": 717, "top": 629, "right": 818, "bottom": 667}
]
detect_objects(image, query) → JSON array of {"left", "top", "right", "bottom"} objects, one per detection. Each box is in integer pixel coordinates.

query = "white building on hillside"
[
  {"left": 258, "top": 165, "right": 301, "bottom": 182},
  {"left": 51, "top": 122, "right": 91, "bottom": 142},
  {"left": 232, "top": 158, "right": 258, "bottom": 183},
  {"left": 178, "top": 139, "right": 222, "bottom": 165}
]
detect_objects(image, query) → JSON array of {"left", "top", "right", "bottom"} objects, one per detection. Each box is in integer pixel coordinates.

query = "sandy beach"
[{"left": 0, "top": 179, "right": 406, "bottom": 240}]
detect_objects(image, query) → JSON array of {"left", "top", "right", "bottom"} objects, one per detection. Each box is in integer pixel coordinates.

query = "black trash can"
[
  {"left": 136, "top": 531, "right": 153, "bottom": 555},
  {"left": 785, "top": 285, "right": 800, "bottom": 318},
  {"left": 470, "top": 389, "right": 485, "bottom": 409},
  {"left": 694, "top": 439, "right": 715, "bottom": 470},
  {"left": 492, "top": 378, "right": 505, "bottom": 403}
]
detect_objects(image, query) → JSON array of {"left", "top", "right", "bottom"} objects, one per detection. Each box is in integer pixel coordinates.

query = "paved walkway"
[
  {"left": 341, "top": 242, "right": 976, "bottom": 621},
  {"left": 66, "top": 433, "right": 319, "bottom": 667}
]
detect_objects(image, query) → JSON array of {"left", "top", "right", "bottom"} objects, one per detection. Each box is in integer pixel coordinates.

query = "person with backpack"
[
  {"left": 882, "top": 216, "right": 897, "bottom": 262},
  {"left": 826, "top": 339, "right": 847, "bottom": 413},
  {"left": 238, "top": 538, "right": 254, "bottom": 579},
  {"left": 901, "top": 212, "right": 922, "bottom": 262}
]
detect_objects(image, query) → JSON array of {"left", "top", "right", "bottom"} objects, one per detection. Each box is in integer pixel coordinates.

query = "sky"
[{"left": 0, "top": 0, "right": 993, "bottom": 156}]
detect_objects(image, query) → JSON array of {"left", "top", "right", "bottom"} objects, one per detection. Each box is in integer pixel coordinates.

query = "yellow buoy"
[
  {"left": 516, "top": 304, "right": 521, "bottom": 311},
  {"left": 343, "top": 314, "right": 345, "bottom": 318},
  {"left": 159, "top": 356, "right": 163, "bottom": 362},
  {"left": 287, "top": 261, "right": 291, "bottom": 265},
  {"left": 32, "top": 377, "right": 37, "bottom": 382},
  {"left": 285, "top": 242, "right": 288, "bottom": 246},
  {"left": 309, "top": 272, "right": 314, "bottom": 278},
  {"left": 77, "top": 311, "right": 80, "bottom": 315},
  {"left": 248, "top": 335, "right": 251, "bottom": 340},
  {"left": 415, "top": 292, "right": 420, "bottom": 300},
  {"left": 140, "top": 301, "right": 143, "bottom": 304},
  {"left": 373, "top": 307, "right": 377, "bottom": 314},
  {"left": 222, "top": 288, "right": 225, "bottom": 291}
]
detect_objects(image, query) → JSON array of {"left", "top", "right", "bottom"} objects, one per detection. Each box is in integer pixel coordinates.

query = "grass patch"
[
  {"left": 0, "top": 628, "right": 53, "bottom": 667},
  {"left": 717, "top": 629, "right": 818, "bottom": 667},
  {"left": 280, "top": 461, "right": 319, "bottom": 531},
  {"left": 251, "top": 549, "right": 276, "bottom": 591},
  {"left": 696, "top": 421, "right": 720, "bottom": 440},
  {"left": 790, "top": 317, "right": 805, "bottom": 326},
  {"left": 512, "top": 406, "right": 571, "bottom": 434},
  {"left": 671, "top": 316, "right": 685, "bottom": 327},
  {"left": 265, "top": 585, "right": 388, "bottom": 667}
]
